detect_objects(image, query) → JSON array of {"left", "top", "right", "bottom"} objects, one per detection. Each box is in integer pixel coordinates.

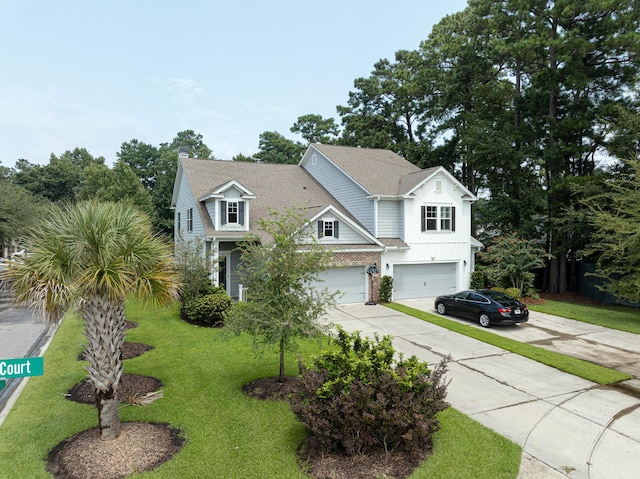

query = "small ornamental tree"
[
  {"left": 288, "top": 327, "right": 449, "bottom": 456},
  {"left": 224, "top": 208, "right": 339, "bottom": 382},
  {"left": 480, "top": 233, "right": 547, "bottom": 295}
]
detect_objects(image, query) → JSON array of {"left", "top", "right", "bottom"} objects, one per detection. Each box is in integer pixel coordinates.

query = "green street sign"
[
  {"left": 0, "top": 357, "right": 44, "bottom": 379},
  {"left": 0, "top": 379, "right": 6, "bottom": 391}
]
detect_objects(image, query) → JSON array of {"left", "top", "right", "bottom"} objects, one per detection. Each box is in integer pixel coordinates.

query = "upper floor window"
[
  {"left": 221, "top": 200, "right": 245, "bottom": 227},
  {"left": 318, "top": 220, "right": 339, "bottom": 239},
  {"left": 228, "top": 201, "right": 239, "bottom": 224},
  {"left": 187, "top": 208, "right": 193, "bottom": 232},
  {"left": 421, "top": 205, "right": 455, "bottom": 232}
]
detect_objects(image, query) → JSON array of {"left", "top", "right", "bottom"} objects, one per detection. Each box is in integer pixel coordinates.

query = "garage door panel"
[
  {"left": 311, "top": 267, "right": 366, "bottom": 304},
  {"left": 394, "top": 263, "right": 457, "bottom": 299}
]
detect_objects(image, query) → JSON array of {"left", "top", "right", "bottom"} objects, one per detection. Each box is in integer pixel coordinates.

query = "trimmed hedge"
[{"left": 183, "top": 290, "right": 232, "bottom": 325}]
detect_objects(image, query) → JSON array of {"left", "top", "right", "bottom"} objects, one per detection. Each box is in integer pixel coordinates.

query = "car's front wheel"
[
  {"left": 436, "top": 302, "right": 447, "bottom": 315},
  {"left": 479, "top": 313, "right": 491, "bottom": 328}
]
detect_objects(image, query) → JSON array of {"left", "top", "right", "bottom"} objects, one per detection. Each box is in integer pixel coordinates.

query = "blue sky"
[{"left": 0, "top": 0, "right": 468, "bottom": 167}]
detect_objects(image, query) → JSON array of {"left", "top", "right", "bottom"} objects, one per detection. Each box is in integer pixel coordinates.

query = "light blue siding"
[
  {"left": 174, "top": 172, "right": 205, "bottom": 240},
  {"left": 303, "top": 152, "right": 375, "bottom": 233},
  {"left": 303, "top": 216, "right": 372, "bottom": 245},
  {"left": 377, "top": 200, "right": 403, "bottom": 238},
  {"left": 204, "top": 200, "right": 216, "bottom": 226}
]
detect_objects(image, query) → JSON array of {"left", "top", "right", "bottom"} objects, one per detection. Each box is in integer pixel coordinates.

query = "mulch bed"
[
  {"left": 66, "top": 374, "right": 163, "bottom": 405},
  {"left": 47, "top": 422, "right": 184, "bottom": 479},
  {"left": 243, "top": 376, "right": 430, "bottom": 479},
  {"left": 50, "top": 373, "right": 180, "bottom": 479},
  {"left": 78, "top": 342, "right": 154, "bottom": 361},
  {"left": 539, "top": 291, "right": 603, "bottom": 305}
]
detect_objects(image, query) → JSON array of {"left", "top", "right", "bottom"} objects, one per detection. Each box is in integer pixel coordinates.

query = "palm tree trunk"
[{"left": 80, "top": 294, "right": 126, "bottom": 441}]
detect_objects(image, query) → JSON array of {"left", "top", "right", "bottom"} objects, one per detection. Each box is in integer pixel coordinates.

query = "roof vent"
[{"left": 178, "top": 146, "right": 189, "bottom": 159}]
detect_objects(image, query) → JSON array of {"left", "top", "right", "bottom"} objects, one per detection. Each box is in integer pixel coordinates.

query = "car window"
[
  {"left": 483, "top": 291, "right": 510, "bottom": 301},
  {"left": 468, "top": 292, "right": 486, "bottom": 302},
  {"left": 454, "top": 292, "right": 470, "bottom": 300},
  {"left": 483, "top": 290, "right": 519, "bottom": 305}
]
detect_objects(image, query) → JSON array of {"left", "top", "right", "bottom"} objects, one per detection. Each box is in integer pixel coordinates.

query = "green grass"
[
  {"left": 529, "top": 299, "right": 640, "bottom": 334},
  {"left": 0, "top": 301, "right": 521, "bottom": 479},
  {"left": 386, "top": 303, "right": 631, "bottom": 385}
]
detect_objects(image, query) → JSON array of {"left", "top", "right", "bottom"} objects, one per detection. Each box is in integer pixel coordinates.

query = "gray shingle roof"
[
  {"left": 311, "top": 144, "right": 435, "bottom": 196},
  {"left": 179, "top": 158, "right": 357, "bottom": 240}
]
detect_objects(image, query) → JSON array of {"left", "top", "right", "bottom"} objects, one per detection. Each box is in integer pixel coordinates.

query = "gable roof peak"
[{"left": 307, "top": 144, "right": 421, "bottom": 196}]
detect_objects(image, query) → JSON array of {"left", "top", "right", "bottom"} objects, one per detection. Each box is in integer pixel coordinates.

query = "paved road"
[
  {"left": 323, "top": 299, "right": 640, "bottom": 479},
  {"left": 0, "top": 307, "right": 56, "bottom": 425}
]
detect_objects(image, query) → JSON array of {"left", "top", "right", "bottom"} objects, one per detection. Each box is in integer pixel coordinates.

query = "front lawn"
[
  {"left": 529, "top": 299, "right": 640, "bottom": 335},
  {"left": 0, "top": 301, "right": 521, "bottom": 478}
]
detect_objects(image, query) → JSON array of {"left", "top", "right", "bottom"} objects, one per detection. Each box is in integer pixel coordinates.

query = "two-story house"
[{"left": 171, "top": 143, "right": 480, "bottom": 303}]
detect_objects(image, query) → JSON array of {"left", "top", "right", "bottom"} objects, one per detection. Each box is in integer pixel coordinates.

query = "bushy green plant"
[
  {"left": 288, "top": 327, "right": 449, "bottom": 456},
  {"left": 175, "top": 236, "right": 213, "bottom": 302},
  {"left": 184, "top": 290, "right": 232, "bottom": 325},
  {"left": 470, "top": 268, "right": 486, "bottom": 289},
  {"left": 379, "top": 275, "right": 393, "bottom": 302},
  {"left": 505, "top": 287, "right": 521, "bottom": 299}
]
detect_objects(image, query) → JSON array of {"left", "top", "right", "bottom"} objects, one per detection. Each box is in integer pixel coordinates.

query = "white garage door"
[
  {"left": 311, "top": 266, "right": 367, "bottom": 304},
  {"left": 393, "top": 263, "right": 457, "bottom": 300}
]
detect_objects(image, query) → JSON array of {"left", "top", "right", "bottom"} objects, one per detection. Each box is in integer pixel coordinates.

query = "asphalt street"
[{"left": 0, "top": 306, "right": 56, "bottom": 425}]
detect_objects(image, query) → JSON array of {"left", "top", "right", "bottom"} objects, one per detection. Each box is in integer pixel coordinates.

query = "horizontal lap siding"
[
  {"left": 175, "top": 173, "right": 205, "bottom": 240},
  {"left": 303, "top": 153, "right": 374, "bottom": 233},
  {"left": 377, "top": 200, "right": 403, "bottom": 238}
]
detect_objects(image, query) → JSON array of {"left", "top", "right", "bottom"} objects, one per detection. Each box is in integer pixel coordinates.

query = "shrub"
[
  {"left": 175, "top": 237, "right": 213, "bottom": 302},
  {"left": 505, "top": 287, "right": 521, "bottom": 299},
  {"left": 288, "top": 327, "right": 449, "bottom": 456},
  {"left": 379, "top": 275, "right": 393, "bottom": 302},
  {"left": 470, "top": 268, "right": 486, "bottom": 289},
  {"left": 184, "top": 291, "right": 232, "bottom": 325}
]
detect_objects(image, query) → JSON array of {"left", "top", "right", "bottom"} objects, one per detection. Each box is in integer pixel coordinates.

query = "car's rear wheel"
[
  {"left": 479, "top": 313, "right": 491, "bottom": 328},
  {"left": 436, "top": 302, "right": 447, "bottom": 315}
]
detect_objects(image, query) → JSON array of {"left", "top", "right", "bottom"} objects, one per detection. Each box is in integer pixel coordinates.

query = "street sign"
[
  {"left": 0, "top": 357, "right": 44, "bottom": 379},
  {"left": 0, "top": 379, "right": 5, "bottom": 391}
]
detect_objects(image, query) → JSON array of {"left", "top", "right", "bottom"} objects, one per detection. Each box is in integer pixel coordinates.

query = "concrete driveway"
[{"left": 323, "top": 299, "right": 640, "bottom": 479}]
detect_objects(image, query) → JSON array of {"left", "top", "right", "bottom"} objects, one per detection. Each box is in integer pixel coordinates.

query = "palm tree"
[{"left": 1, "top": 201, "right": 179, "bottom": 440}]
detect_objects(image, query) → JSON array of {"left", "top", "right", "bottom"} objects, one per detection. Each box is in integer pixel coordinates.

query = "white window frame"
[
  {"left": 425, "top": 206, "right": 437, "bottom": 231},
  {"left": 421, "top": 205, "right": 455, "bottom": 232},
  {"left": 440, "top": 206, "right": 452, "bottom": 231},
  {"left": 187, "top": 208, "right": 193, "bottom": 232},
  {"left": 323, "top": 220, "right": 334, "bottom": 238},
  {"left": 227, "top": 201, "right": 239, "bottom": 224}
]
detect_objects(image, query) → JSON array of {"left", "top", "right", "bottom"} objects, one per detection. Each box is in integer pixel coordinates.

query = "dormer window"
[
  {"left": 228, "top": 201, "right": 239, "bottom": 224},
  {"left": 221, "top": 200, "right": 245, "bottom": 227},
  {"left": 318, "top": 219, "right": 339, "bottom": 239}
]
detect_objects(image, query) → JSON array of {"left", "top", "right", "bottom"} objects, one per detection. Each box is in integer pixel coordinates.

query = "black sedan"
[{"left": 434, "top": 289, "right": 529, "bottom": 328}]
